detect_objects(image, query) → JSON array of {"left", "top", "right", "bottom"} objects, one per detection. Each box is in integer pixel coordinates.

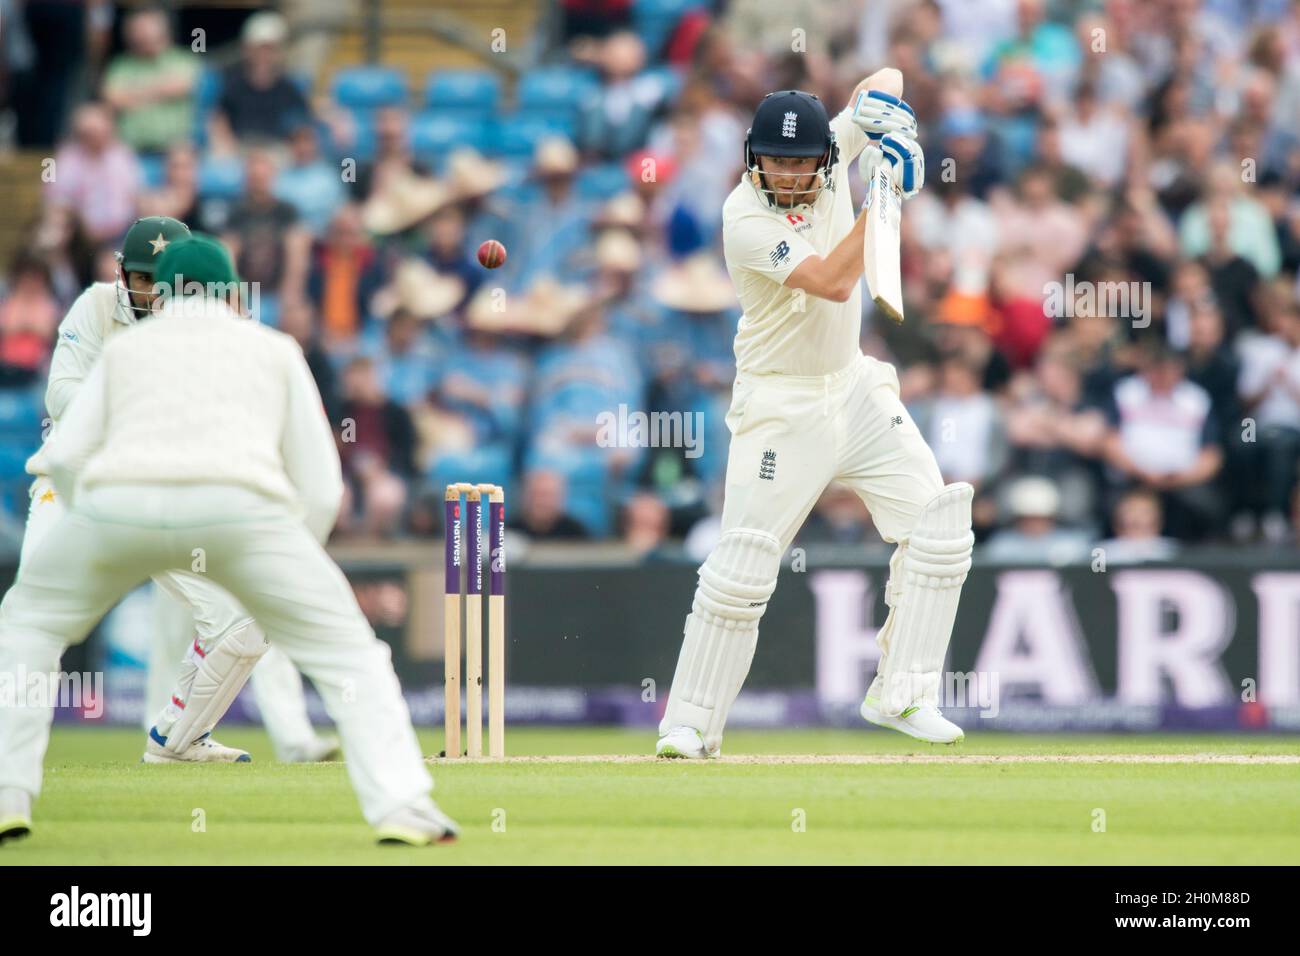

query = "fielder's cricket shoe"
[
  {"left": 280, "top": 734, "right": 341, "bottom": 763},
  {"left": 375, "top": 798, "right": 460, "bottom": 846},
  {"left": 141, "top": 728, "right": 253, "bottom": 763},
  {"left": 0, "top": 787, "right": 32, "bottom": 845},
  {"left": 860, "top": 696, "right": 965, "bottom": 744},
  {"left": 655, "top": 725, "right": 718, "bottom": 759}
]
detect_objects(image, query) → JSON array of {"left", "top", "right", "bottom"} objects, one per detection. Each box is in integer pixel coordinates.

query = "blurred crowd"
[{"left": 1, "top": 0, "right": 1299, "bottom": 560}]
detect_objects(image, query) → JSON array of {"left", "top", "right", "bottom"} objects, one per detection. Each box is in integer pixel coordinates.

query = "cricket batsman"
[
  {"left": 0, "top": 236, "right": 456, "bottom": 845},
  {"left": 656, "top": 69, "right": 974, "bottom": 758},
  {"left": 19, "top": 216, "right": 337, "bottom": 764}
]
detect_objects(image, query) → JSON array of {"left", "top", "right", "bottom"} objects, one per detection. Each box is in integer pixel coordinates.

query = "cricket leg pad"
[
  {"left": 659, "top": 528, "right": 781, "bottom": 752},
  {"left": 153, "top": 618, "right": 268, "bottom": 754},
  {"left": 875, "top": 483, "right": 973, "bottom": 714}
]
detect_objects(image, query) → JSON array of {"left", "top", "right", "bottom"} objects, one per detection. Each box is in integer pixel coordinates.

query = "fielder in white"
[
  {"left": 0, "top": 235, "right": 456, "bottom": 845},
  {"left": 20, "top": 217, "right": 337, "bottom": 765},
  {"left": 656, "top": 70, "right": 974, "bottom": 758}
]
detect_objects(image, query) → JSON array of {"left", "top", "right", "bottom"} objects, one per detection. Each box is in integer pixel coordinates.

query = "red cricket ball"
[{"left": 477, "top": 239, "right": 507, "bottom": 269}]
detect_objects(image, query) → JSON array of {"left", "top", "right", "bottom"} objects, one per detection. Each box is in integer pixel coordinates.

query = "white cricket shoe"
[
  {"left": 280, "top": 734, "right": 341, "bottom": 763},
  {"left": 142, "top": 728, "right": 252, "bottom": 763},
  {"left": 375, "top": 798, "right": 460, "bottom": 846},
  {"left": 655, "top": 725, "right": 718, "bottom": 759},
  {"left": 0, "top": 787, "right": 32, "bottom": 844},
  {"left": 860, "top": 695, "right": 965, "bottom": 744}
]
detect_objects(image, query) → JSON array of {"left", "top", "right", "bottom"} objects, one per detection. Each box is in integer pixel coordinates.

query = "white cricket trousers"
[
  {"left": 0, "top": 483, "right": 432, "bottom": 824},
  {"left": 721, "top": 353, "right": 944, "bottom": 546},
  {"left": 658, "top": 353, "right": 948, "bottom": 747},
  {"left": 24, "top": 475, "right": 321, "bottom": 755}
]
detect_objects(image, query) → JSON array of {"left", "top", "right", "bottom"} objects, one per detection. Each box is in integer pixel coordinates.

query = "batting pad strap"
[
  {"left": 159, "top": 619, "right": 268, "bottom": 753},
  {"left": 903, "top": 532, "right": 974, "bottom": 581},
  {"left": 694, "top": 528, "right": 782, "bottom": 622},
  {"left": 877, "top": 483, "right": 974, "bottom": 714}
]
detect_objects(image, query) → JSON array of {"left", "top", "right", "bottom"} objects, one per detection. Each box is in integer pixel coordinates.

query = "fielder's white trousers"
[
  {"left": 721, "top": 354, "right": 944, "bottom": 545},
  {"left": 0, "top": 483, "right": 432, "bottom": 824},
  {"left": 24, "top": 475, "right": 320, "bottom": 755}
]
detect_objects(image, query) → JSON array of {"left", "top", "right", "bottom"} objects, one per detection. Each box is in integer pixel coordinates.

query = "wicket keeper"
[
  {"left": 656, "top": 70, "right": 973, "bottom": 758},
  {"left": 18, "top": 217, "right": 335, "bottom": 764}
]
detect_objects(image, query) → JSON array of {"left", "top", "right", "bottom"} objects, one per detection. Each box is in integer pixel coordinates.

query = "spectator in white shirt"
[
  {"left": 1103, "top": 340, "right": 1225, "bottom": 540},
  {"left": 915, "top": 352, "right": 1008, "bottom": 493},
  {"left": 1058, "top": 81, "right": 1131, "bottom": 187}
]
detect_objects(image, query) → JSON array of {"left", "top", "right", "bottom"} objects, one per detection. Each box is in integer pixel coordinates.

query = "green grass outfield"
[{"left": 4, "top": 726, "right": 1299, "bottom": 865}]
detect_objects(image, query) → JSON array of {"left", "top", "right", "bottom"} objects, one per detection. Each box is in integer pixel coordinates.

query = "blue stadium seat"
[
  {"left": 576, "top": 162, "right": 630, "bottom": 200},
  {"left": 517, "top": 67, "right": 600, "bottom": 115},
  {"left": 194, "top": 67, "right": 223, "bottom": 113},
  {"left": 138, "top": 153, "right": 166, "bottom": 190},
  {"left": 425, "top": 69, "right": 501, "bottom": 114},
  {"left": 346, "top": 115, "right": 377, "bottom": 163},
  {"left": 0, "top": 441, "right": 33, "bottom": 478},
  {"left": 634, "top": 0, "right": 706, "bottom": 57},
  {"left": 410, "top": 113, "right": 491, "bottom": 161},
  {"left": 197, "top": 156, "right": 245, "bottom": 199},
  {"left": 489, "top": 114, "right": 577, "bottom": 159},
  {"left": 192, "top": 67, "right": 224, "bottom": 146},
  {"left": 331, "top": 67, "right": 408, "bottom": 111},
  {"left": 0, "top": 389, "right": 44, "bottom": 439}
]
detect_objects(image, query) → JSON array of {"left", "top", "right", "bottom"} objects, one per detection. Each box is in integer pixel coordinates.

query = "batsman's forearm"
[
  {"left": 785, "top": 213, "right": 867, "bottom": 303},
  {"left": 827, "top": 211, "right": 869, "bottom": 293}
]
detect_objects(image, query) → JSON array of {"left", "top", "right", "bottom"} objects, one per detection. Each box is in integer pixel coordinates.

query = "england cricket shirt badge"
[{"left": 759, "top": 449, "right": 776, "bottom": 481}]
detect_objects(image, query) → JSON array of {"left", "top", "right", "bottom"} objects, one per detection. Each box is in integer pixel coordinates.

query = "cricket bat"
[
  {"left": 858, "top": 70, "right": 905, "bottom": 324},
  {"left": 862, "top": 162, "right": 904, "bottom": 323}
]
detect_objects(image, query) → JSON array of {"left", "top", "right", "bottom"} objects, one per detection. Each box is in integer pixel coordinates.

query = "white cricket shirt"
[
  {"left": 722, "top": 105, "right": 869, "bottom": 376},
  {"left": 44, "top": 296, "right": 344, "bottom": 541}
]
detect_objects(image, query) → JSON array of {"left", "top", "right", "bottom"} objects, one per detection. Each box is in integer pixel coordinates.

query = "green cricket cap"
[
  {"left": 153, "top": 233, "right": 241, "bottom": 291},
  {"left": 119, "top": 216, "right": 192, "bottom": 274}
]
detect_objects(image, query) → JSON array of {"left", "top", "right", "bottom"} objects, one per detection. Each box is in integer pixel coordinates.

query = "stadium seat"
[
  {"left": 197, "top": 156, "right": 245, "bottom": 199},
  {"left": 0, "top": 441, "right": 33, "bottom": 478},
  {"left": 138, "top": 153, "right": 166, "bottom": 190},
  {"left": 517, "top": 67, "right": 600, "bottom": 116},
  {"left": 410, "top": 113, "right": 491, "bottom": 162},
  {"left": 345, "top": 115, "right": 377, "bottom": 163},
  {"left": 0, "top": 388, "right": 45, "bottom": 439},
  {"left": 194, "top": 66, "right": 223, "bottom": 112},
  {"left": 425, "top": 69, "right": 500, "bottom": 115},
  {"left": 576, "top": 163, "right": 630, "bottom": 200},
  {"left": 634, "top": 0, "right": 706, "bottom": 57},
  {"left": 489, "top": 114, "right": 577, "bottom": 159},
  {"left": 331, "top": 67, "right": 408, "bottom": 111},
  {"left": 192, "top": 67, "right": 224, "bottom": 145}
]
